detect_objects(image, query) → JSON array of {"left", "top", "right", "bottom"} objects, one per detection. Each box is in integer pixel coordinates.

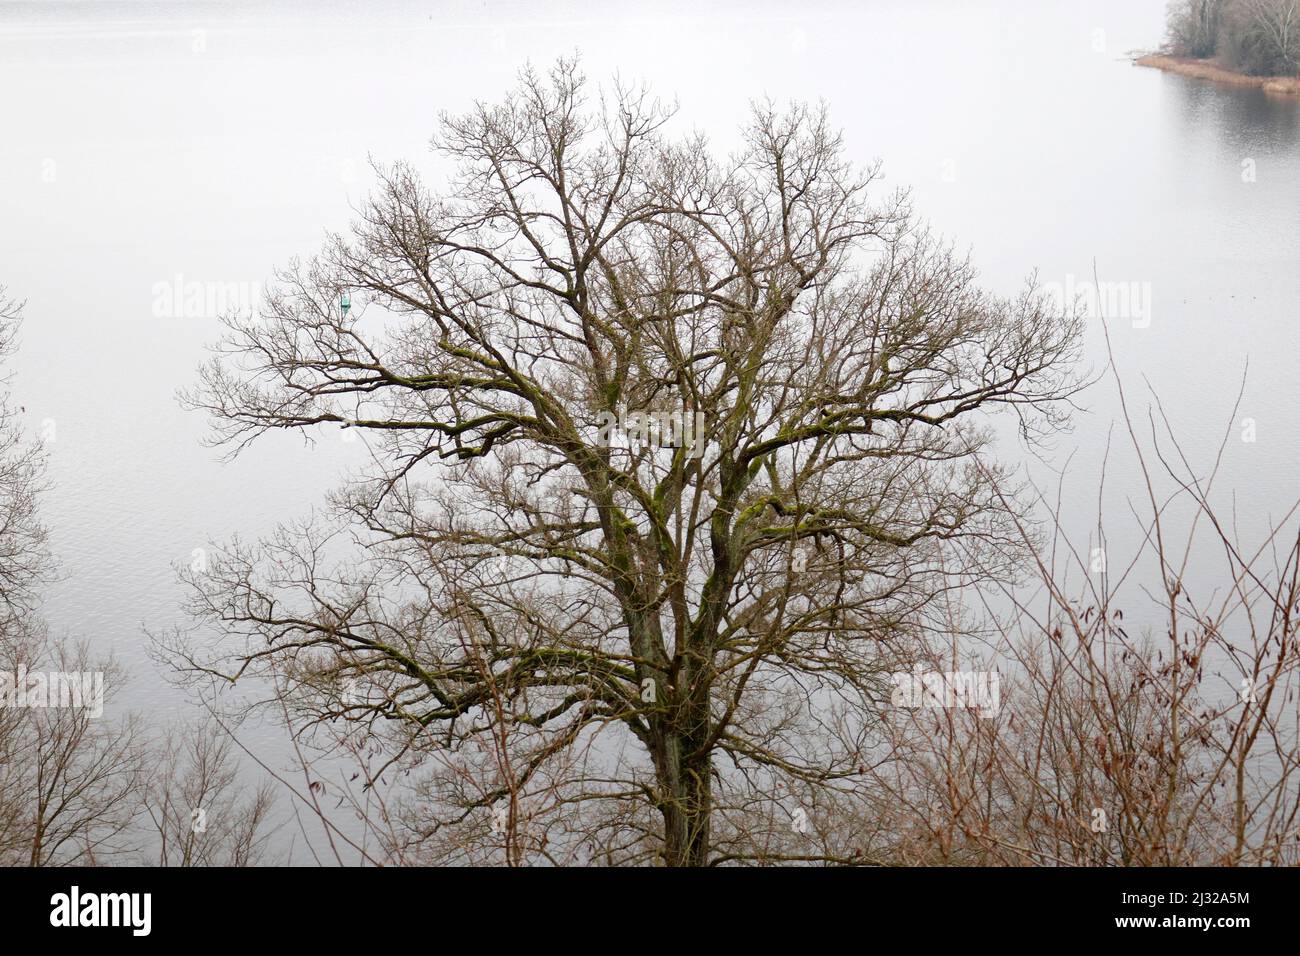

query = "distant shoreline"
[{"left": 1136, "top": 53, "right": 1300, "bottom": 96}]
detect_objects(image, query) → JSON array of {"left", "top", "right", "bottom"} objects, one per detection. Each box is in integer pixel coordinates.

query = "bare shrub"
[{"left": 861, "top": 350, "right": 1300, "bottom": 866}]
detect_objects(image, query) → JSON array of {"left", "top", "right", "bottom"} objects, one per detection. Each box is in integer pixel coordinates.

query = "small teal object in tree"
[{"left": 340, "top": 292, "right": 351, "bottom": 315}]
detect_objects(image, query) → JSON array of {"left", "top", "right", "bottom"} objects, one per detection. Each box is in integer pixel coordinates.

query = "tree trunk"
[
  {"left": 657, "top": 734, "right": 712, "bottom": 867},
  {"left": 655, "top": 697, "right": 717, "bottom": 868}
]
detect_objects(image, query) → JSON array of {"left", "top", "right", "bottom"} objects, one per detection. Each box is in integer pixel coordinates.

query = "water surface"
[{"left": 2, "top": 0, "right": 1298, "bottom": 836}]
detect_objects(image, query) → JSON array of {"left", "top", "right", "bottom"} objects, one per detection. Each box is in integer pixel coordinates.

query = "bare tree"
[
  {"left": 2, "top": 638, "right": 146, "bottom": 866},
  {"left": 174, "top": 60, "right": 1083, "bottom": 866},
  {"left": 1231, "top": 0, "right": 1300, "bottom": 73},
  {"left": 0, "top": 292, "right": 144, "bottom": 866},
  {"left": 1164, "top": 0, "right": 1300, "bottom": 74},
  {"left": 0, "top": 287, "right": 47, "bottom": 618},
  {"left": 143, "top": 719, "right": 278, "bottom": 866},
  {"left": 1167, "top": 0, "right": 1227, "bottom": 57},
  {"left": 0, "top": 287, "right": 47, "bottom": 860},
  {"left": 0, "top": 288, "right": 148, "bottom": 866}
]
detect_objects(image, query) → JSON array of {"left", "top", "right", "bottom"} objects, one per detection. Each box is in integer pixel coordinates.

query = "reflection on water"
[{"left": 1168, "top": 75, "right": 1300, "bottom": 145}]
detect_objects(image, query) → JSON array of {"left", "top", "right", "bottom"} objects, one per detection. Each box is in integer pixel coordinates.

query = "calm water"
[{"left": 2, "top": 0, "right": 1298, "bottom": 808}]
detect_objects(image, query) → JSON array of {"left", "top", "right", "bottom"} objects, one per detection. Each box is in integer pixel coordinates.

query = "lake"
[{"left": 2, "top": 0, "right": 1298, "bottom": 856}]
